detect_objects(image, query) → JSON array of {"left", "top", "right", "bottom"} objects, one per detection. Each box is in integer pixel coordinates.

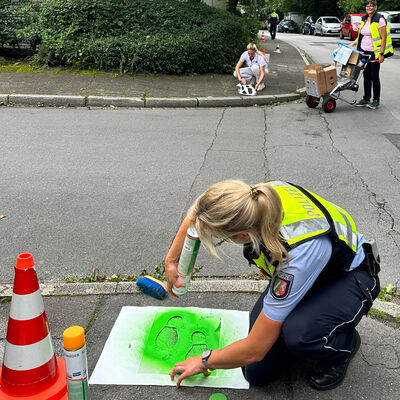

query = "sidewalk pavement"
[
  {"left": 1, "top": 280, "right": 399, "bottom": 399},
  {"left": 0, "top": 39, "right": 307, "bottom": 108}
]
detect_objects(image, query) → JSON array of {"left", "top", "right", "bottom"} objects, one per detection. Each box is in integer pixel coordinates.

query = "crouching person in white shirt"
[{"left": 234, "top": 43, "right": 266, "bottom": 92}]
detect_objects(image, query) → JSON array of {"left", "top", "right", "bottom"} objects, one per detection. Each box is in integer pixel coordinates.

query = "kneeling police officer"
[{"left": 166, "top": 180, "right": 380, "bottom": 390}]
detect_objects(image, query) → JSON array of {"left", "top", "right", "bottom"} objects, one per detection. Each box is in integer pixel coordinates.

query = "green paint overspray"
[{"left": 139, "top": 309, "right": 221, "bottom": 376}]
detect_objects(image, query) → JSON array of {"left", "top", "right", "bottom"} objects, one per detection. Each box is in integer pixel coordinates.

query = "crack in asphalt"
[
  {"left": 388, "top": 161, "right": 400, "bottom": 184},
  {"left": 178, "top": 108, "right": 226, "bottom": 226},
  {"left": 263, "top": 107, "right": 271, "bottom": 181},
  {"left": 361, "top": 343, "right": 400, "bottom": 369},
  {"left": 84, "top": 295, "right": 103, "bottom": 333},
  {"left": 319, "top": 111, "right": 399, "bottom": 241},
  {"left": 268, "top": 143, "right": 324, "bottom": 151}
]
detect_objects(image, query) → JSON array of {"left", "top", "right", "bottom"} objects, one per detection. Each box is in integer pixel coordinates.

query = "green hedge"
[
  {"left": 32, "top": 0, "right": 258, "bottom": 74},
  {"left": 0, "top": 0, "right": 17, "bottom": 47}
]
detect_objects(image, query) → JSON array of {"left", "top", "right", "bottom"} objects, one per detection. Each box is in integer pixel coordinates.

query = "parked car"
[
  {"left": 340, "top": 13, "right": 365, "bottom": 40},
  {"left": 277, "top": 19, "right": 298, "bottom": 33},
  {"left": 302, "top": 15, "right": 319, "bottom": 35},
  {"left": 314, "top": 16, "right": 341, "bottom": 36},
  {"left": 381, "top": 11, "right": 400, "bottom": 45}
]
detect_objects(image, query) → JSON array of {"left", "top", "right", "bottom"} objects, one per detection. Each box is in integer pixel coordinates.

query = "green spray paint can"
[
  {"left": 63, "top": 326, "right": 90, "bottom": 400},
  {"left": 172, "top": 227, "right": 201, "bottom": 296}
]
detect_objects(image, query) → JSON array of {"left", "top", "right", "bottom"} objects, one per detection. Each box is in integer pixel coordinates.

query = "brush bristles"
[{"left": 136, "top": 276, "right": 167, "bottom": 300}]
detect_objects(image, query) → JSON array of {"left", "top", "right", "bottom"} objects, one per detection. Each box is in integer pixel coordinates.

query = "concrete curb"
[
  {"left": 86, "top": 96, "right": 144, "bottom": 107},
  {"left": 8, "top": 94, "right": 85, "bottom": 107},
  {"left": 0, "top": 89, "right": 307, "bottom": 108},
  {"left": 145, "top": 97, "right": 198, "bottom": 107},
  {"left": 0, "top": 279, "right": 399, "bottom": 318}
]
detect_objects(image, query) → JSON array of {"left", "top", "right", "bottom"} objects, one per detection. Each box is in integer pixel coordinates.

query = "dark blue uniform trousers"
[{"left": 243, "top": 268, "right": 380, "bottom": 386}]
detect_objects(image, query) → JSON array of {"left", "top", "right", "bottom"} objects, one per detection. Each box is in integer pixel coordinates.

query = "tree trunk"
[{"left": 228, "top": 0, "right": 238, "bottom": 13}]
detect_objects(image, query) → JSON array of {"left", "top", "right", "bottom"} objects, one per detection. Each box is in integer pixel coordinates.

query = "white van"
[{"left": 380, "top": 11, "right": 400, "bottom": 45}]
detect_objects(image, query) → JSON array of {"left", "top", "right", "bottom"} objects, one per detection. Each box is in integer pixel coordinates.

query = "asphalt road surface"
[{"left": 1, "top": 98, "right": 399, "bottom": 288}]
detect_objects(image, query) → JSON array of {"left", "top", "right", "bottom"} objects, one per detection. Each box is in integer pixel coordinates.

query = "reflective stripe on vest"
[
  {"left": 251, "top": 182, "right": 358, "bottom": 275},
  {"left": 359, "top": 18, "right": 394, "bottom": 59}
]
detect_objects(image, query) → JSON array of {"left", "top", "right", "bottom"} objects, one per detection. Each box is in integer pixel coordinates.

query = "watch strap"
[{"left": 202, "top": 350, "right": 215, "bottom": 371}]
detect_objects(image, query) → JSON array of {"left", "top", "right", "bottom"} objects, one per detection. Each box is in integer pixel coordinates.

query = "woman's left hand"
[
  {"left": 379, "top": 54, "right": 384, "bottom": 63},
  {"left": 169, "top": 356, "right": 208, "bottom": 388}
]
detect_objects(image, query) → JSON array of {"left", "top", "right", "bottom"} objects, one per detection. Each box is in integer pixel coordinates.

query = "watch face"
[{"left": 202, "top": 350, "right": 211, "bottom": 359}]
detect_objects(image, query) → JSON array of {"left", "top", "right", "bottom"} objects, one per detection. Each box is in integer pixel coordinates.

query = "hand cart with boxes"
[{"left": 304, "top": 43, "right": 371, "bottom": 113}]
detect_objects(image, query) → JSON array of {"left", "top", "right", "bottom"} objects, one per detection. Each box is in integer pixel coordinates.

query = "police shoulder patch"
[{"left": 271, "top": 271, "right": 294, "bottom": 300}]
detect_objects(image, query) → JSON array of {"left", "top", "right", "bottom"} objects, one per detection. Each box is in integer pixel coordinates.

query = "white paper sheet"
[
  {"left": 333, "top": 45, "right": 352, "bottom": 65},
  {"left": 89, "top": 306, "right": 250, "bottom": 389}
]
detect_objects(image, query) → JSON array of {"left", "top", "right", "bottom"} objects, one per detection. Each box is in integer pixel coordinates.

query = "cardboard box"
[
  {"left": 323, "top": 65, "right": 338, "bottom": 93},
  {"left": 348, "top": 50, "right": 361, "bottom": 65},
  {"left": 304, "top": 64, "right": 338, "bottom": 96},
  {"left": 304, "top": 64, "right": 326, "bottom": 96}
]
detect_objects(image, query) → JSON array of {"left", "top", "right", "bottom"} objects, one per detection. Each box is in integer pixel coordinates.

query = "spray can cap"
[
  {"left": 63, "top": 326, "right": 85, "bottom": 351},
  {"left": 187, "top": 227, "right": 200, "bottom": 239}
]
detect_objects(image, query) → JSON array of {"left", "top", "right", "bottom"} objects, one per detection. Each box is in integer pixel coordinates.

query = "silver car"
[
  {"left": 314, "top": 16, "right": 342, "bottom": 36},
  {"left": 381, "top": 11, "right": 400, "bottom": 45}
]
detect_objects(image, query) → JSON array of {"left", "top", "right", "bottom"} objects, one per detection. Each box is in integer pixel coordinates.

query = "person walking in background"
[
  {"left": 234, "top": 43, "right": 266, "bottom": 92},
  {"left": 268, "top": 9, "right": 279, "bottom": 40},
  {"left": 351, "top": 0, "right": 393, "bottom": 109},
  {"left": 166, "top": 180, "right": 380, "bottom": 390}
]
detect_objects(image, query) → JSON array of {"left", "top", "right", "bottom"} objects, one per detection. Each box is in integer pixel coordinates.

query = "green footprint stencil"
[{"left": 139, "top": 309, "right": 221, "bottom": 375}]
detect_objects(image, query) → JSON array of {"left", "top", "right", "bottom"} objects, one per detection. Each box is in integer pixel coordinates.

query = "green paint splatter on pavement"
[{"left": 139, "top": 309, "right": 221, "bottom": 375}]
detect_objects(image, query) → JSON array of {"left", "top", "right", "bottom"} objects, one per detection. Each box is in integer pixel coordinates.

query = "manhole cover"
[{"left": 384, "top": 133, "right": 400, "bottom": 151}]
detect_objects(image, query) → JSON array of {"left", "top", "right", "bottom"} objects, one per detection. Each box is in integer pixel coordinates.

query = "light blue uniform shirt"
[{"left": 263, "top": 233, "right": 366, "bottom": 322}]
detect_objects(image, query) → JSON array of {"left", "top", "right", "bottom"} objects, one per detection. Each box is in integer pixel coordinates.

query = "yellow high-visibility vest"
[
  {"left": 358, "top": 13, "right": 393, "bottom": 59},
  {"left": 247, "top": 181, "right": 358, "bottom": 278}
]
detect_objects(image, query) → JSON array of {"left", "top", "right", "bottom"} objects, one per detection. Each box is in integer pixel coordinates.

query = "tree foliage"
[
  {"left": 262, "top": 0, "right": 340, "bottom": 16},
  {"left": 248, "top": 0, "right": 400, "bottom": 18},
  {"left": 339, "top": 0, "right": 400, "bottom": 14},
  {"left": 0, "top": 0, "right": 41, "bottom": 48}
]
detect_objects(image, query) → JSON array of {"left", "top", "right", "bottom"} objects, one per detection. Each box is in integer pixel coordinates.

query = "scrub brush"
[{"left": 136, "top": 275, "right": 167, "bottom": 300}]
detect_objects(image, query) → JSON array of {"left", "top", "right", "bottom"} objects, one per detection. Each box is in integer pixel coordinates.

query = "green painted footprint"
[
  {"left": 185, "top": 330, "right": 207, "bottom": 359},
  {"left": 154, "top": 316, "right": 183, "bottom": 360}
]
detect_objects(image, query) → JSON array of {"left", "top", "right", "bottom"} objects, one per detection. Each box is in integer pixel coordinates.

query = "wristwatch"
[
  {"left": 380, "top": 52, "right": 384, "bottom": 56},
  {"left": 202, "top": 349, "right": 215, "bottom": 371}
]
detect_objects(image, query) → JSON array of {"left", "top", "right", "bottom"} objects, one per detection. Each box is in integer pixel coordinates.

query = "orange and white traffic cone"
[
  {"left": 274, "top": 43, "right": 281, "bottom": 53},
  {"left": 0, "top": 253, "right": 68, "bottom": 399}
]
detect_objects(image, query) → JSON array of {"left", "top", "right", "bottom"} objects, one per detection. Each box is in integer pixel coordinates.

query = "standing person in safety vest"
[
  {"left": 166, "top": 180, "right": 380, "bottom": 391},
  {"left": 234, "top": 43, "right": 266, "bottom": 92},
  {"left": 268, "top": 9, "right": 279, "bottom": 40},
  {"left": 351, "top": 0, "right": 393, "bottom": 109}
]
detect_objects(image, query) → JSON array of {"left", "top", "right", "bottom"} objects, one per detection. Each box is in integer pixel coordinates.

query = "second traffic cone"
[
  {"left": 275, "top": 43, "right": 281, "bottom": 53},
  {"left": 0, "top": 253, "right": 68, "bottom": 400}
]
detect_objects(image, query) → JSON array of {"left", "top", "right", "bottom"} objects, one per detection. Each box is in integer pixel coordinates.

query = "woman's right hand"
[
  {"left": 240, "top": 78, "right": 246, "bottom": 85},
  {"left": 164, "top": 216, "right": 191, "bottom": 297},
  {"left": 164, "top": 258, "right": 184, "bottom": 297}
]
